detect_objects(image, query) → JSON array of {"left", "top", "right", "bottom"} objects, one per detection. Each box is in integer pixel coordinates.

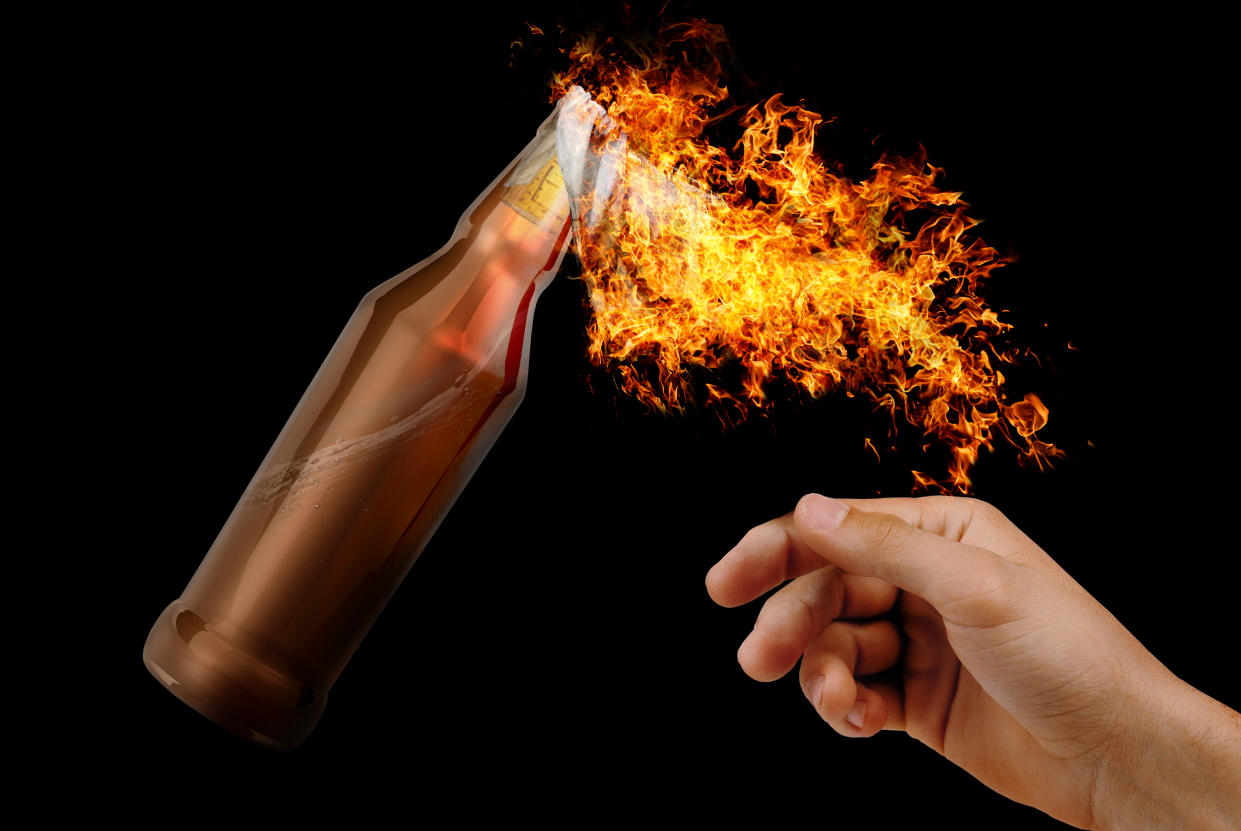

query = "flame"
[{"left": 551, "top": 21, "right": 1060, "bottom": 492}]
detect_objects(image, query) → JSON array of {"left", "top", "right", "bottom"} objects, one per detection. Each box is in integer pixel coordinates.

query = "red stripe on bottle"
[{"left": 393, "top": 217, "right": 573, "bottom": 549}]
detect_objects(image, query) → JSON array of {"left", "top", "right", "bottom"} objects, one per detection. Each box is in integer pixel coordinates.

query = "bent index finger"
[{"left": 706, "top": 514, "right": 827, "bottom": 608}]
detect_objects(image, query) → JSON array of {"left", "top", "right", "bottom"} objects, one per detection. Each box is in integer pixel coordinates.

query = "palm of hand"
[{"left": 877, "top": 506, "right": 1129, "bottom": 827}]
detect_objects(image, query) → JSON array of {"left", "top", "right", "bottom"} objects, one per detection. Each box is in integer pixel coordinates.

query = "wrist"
[{"left": 1090, "top": 673, "right": 1241, "bottom": 830}]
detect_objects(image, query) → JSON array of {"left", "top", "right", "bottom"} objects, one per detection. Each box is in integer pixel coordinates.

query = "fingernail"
[
  {"left": 807, "top": 675, "right": 824, "bottom": 710},
  {"left": 798, "top": 494, "right": 849, "bottom": 531},
  {"left": 846, "top": 699, "right": 866, "bottom": 730}
]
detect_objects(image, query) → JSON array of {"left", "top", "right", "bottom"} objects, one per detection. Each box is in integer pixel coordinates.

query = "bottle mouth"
[
  {"left": 555, "top": 85, "right": 717, "bottom": 272},
  {"left": 555, "top": 85, "right": 616, "bottom": 236}
]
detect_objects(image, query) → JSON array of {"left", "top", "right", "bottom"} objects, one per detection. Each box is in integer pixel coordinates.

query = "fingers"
[
  {"left": 705, "top": 514, "right": 829, "bottom": 608},
  {"left": 706, "top": 492, "right": 1025, "bottom": 738},
  {"left": 707, "top": 495, "right": 1016, "bottom": 613},
  {"left": 737, "top": 566, "right": 898, "bottom": 681},
  {"left": 799, "top": 619, "right": 904, "bottom": 736},
  {"left": 793, "top": 493, "right": 1020, "bottom": 628}
]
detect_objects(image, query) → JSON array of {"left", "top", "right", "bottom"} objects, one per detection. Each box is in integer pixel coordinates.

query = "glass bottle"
[{"left": 142, "top": 90, "right": 590, "bottom": 750}]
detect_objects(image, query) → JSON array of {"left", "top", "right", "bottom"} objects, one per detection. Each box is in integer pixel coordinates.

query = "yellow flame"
[{"left": 553, "top": 20, "right": 1060, "bottom": 492}]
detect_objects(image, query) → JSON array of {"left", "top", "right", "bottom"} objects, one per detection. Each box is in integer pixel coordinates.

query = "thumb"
[{"left": 793, "top": 493, "right": 1017, "bottom": 627}]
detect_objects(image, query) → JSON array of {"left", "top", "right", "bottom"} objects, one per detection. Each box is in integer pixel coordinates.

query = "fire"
[{"left": 550, "top": 21, "right": 1060, "bottom": 492}]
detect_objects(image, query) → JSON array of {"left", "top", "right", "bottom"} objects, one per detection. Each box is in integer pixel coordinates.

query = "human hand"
[{"left": 705, "top": 494, "right": 1241, "bottom": 829}]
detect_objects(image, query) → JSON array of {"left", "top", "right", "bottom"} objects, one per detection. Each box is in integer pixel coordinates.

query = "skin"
[{"left": 705, "top": 494, "right": 1241, "bottom": 830}]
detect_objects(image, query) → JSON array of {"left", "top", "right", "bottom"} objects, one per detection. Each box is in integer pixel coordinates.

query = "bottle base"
[{"left": 142, "top": 601, "right": 325, "bottom": 750}]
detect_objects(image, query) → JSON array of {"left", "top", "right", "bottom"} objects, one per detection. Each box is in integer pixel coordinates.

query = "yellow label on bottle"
[{"left": 502, "top": 158, "right": 564, "bottom": 224}]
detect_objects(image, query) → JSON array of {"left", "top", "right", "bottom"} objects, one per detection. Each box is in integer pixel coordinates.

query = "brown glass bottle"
[{"left": 143, "top": 96, "right": 576, "bottom": 749}]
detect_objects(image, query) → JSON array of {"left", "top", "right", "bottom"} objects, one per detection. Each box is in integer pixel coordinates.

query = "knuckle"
[
  {"left": 739, "top": 522, "right": 775, "bottom": 549},
  {"left": 929, "top": 495, "right": 1005, "bottom": 541},
  {"left": 738, "top": 521, "right": 788, "bottom": 564},
  {"left": 940, "top": 555, "right": 1016, "bottom": 624},
  {"left": 956, "top": 496, "right": 1010, "bottom": 529},
  {"left": 855, "top": 620, "right": 898, "bottom": 671},
  {"left": 913, "top": 495, "right": 956, "bottom": 536},
  {"left": 820, "top": 621, "right": 857, "bottom": 659},
  {"left": 831, "top": 622, "right": 863, "bottom": 667},
  {"left": 917, "top": 493, "right": 956, "bottom": 517},
  {"left": 944, "top": 495, "right": 989, "bottom": 519},
  {"left": 968, "top": 497, "right": 1008, "bottom": 524},
  {"left": 771, "top": 590, "right": 819, "bottom": 640}
]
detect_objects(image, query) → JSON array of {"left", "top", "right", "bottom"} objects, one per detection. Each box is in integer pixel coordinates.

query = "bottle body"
[{"left": 144, "top": 107, "right": 572, "bottom": 749}]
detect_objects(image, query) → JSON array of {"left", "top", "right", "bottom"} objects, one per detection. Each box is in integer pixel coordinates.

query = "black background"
[{"left": 66, "top": 2, "right": 1234, "bottom": 825}]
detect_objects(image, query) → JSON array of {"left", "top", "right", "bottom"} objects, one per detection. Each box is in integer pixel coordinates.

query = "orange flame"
[{"left": 552, "top": 20, "right": 1060, "bottom": 492}]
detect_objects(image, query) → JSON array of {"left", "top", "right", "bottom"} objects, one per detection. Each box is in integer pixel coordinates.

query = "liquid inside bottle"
[{"left": 142, "top": 89, "right": 598, "bottom": 749}]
